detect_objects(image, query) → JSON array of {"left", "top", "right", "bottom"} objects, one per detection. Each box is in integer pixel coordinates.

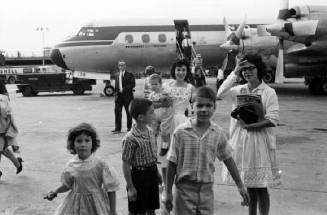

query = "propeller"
[{"left": 220, "top": 16, "right": 247, "bottom": 51}]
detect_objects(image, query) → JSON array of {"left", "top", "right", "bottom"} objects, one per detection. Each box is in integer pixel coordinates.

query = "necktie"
[{"left": 119, "top": 71, "right": 123, "bottom": 92}]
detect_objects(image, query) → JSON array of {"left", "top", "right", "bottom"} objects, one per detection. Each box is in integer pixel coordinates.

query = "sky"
[{"left": 0, "top": 0, "right": 326, "bottom": 56}]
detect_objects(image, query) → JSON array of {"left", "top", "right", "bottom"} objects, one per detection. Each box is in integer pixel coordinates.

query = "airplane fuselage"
[{"left": 51, "top": 23, "right": 275, "bottom": 76}]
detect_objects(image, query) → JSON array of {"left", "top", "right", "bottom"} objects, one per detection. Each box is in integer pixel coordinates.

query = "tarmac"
[{"left": 0, "top": 78, "right": 326, "bottom": 215}]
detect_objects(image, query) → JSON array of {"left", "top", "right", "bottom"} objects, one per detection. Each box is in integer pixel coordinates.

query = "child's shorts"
[
  {"left": 128, "top": 165, "right": 160, "bottom": 213},
  {"left": 175, "top": 179, "right": 214, "bottom": 215}
]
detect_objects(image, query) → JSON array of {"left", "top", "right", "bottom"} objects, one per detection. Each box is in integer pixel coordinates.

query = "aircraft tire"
[
  {"left": 7, "top": 76, "right": 16, "bottom": 84},
  {"left": 308, "top": 79, "right": 326, "bottom": 95},
  {"left": 104, "top": 85, "right": 114, "bottom": 96},
  {"left": 321, "top": 79, "right": 327, "bottom": 95},
  {"left": 22, "top": 86, "right": 35, "bottom": 97},
  {"left": 72, "top": 84, "right": 85, "bottom": 95}
]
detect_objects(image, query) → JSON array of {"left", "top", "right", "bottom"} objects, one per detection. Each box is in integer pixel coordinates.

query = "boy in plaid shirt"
[
  {"left": 122, "top": 98, "right": 162, "bottom": 215},
  {"left": 165, "top": 87, "right": 249, "bottom": 215}
]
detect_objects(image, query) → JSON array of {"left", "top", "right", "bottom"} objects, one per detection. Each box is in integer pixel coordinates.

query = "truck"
[
  {"left": 16, "top": 72, "right": 96, "bottom": 96},
  {"left": 0, "top": 65, "right": 64, "bottom": 84}
]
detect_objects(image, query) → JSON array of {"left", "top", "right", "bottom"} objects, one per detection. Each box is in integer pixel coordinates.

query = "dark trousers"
[{"left": 114, "top": 96, "right": 132, "bottom": 130}]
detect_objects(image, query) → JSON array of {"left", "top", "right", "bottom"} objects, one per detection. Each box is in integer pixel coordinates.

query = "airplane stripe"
[{"left": 55, "top": 41, "right": 113, "bottom": 48}]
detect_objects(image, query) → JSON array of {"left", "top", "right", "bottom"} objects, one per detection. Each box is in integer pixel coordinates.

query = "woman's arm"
[
  {"left": 242, "top": 119, "right": 275, "bottom": 131},
  {"left": 216, "top": 71, "right": 239, "bottom": 99}
]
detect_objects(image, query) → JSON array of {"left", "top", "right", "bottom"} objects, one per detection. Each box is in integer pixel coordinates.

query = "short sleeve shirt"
[
  {"left": 167, "top": 119, "right": 233, "bottom": 183},
  {"left": 122, "top": 125, "right": 157, "bottom": 169}
]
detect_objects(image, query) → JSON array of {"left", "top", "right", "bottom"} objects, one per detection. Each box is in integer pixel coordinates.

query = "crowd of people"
[{"left": 1, "top": 52, "right": 281, "bottom": 215}]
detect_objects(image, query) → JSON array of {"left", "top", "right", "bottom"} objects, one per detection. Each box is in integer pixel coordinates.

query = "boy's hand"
[
  {"left": 127, "top": 186, "right": 137, "bottom": 202},
  {"left": 238, "top": 186, "right": 250, "bottom": 207},
  {"left": 43, "top": 191, "right": 57, "bottom": 201},
  {"left": 165, "top": 192, "right": 173, "bottom": 212},
  {"left": 159, "top": 148, "right": 169, "bottom": 156}
]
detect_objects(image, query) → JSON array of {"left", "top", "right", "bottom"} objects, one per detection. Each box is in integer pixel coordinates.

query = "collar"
[
  {"left": 131, "top": 124, "right": 151, "bottom": 138},
  {"left": 243, "top": 81, "right": 266, "bottom": 93},
  {"left": 183, "top": 118, "right": 217, "bottom": 132},
  {"left": 72, "top": 154, "right": 93, "bottom": 162}
]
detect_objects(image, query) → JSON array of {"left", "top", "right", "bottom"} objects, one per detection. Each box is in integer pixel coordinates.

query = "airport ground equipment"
[{"left": 16, "top": 73, "right": 96, "bottom": 96}]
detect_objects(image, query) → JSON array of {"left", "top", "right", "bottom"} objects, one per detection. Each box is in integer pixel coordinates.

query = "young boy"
[
  {"left": 165, "top": 86, "right": 249, "bottom": 215},
  {"left": 122, "top": 98, "right": 162, "bottom": 215}
]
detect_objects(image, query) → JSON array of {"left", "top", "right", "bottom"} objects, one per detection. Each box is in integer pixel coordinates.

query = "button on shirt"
[{"left": 167, "top": 119, "right": 233, "bottom": 183}]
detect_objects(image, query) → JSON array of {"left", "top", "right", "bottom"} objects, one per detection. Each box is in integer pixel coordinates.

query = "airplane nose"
[{"left": 50, "top": 49, "right": 69, "bottom": 70}]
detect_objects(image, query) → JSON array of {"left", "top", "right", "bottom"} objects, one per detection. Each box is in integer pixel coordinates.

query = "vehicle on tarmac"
[{"left": 16, "top": 72, "right": 96, "bottom": 97}]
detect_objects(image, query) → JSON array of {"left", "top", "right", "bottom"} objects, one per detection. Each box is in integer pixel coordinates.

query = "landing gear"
[
  {"left": 308, "top": 78, "right": 327, "bottom": 95},
  {"left": 103, "top": 81, "right": 114, "bottom": 96}
]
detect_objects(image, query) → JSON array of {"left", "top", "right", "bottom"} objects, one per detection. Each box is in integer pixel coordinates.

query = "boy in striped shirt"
[{"left": 165, "top": 87, "right": 249, "bottom": 215}]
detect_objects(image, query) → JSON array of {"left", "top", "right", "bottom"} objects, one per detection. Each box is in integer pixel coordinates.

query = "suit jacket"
[{"left": 114, "top": 70, "right": 135, "bottom": 101}]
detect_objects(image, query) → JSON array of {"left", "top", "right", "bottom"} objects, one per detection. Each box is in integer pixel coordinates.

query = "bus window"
[{"left": 142, "top": 34, "right": 150, "bottom": 43}]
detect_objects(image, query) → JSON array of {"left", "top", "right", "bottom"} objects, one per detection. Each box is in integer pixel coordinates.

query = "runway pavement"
[{"left": 0, "top": 78, "right": 326, "bottom": 215}]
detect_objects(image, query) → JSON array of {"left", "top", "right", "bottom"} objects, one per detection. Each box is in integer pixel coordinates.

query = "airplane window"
[
  {"left": 142, "top": 34, "right": 150, "bottom": 43},
  {"left": 125, "top": 34, "right": 133, "bottom": 44},
  {"left": 158, "top": 34, "right": 167, "bottom": 43}
]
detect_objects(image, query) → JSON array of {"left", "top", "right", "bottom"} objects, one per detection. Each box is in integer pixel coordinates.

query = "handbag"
[{"left": 231, "top": 103, "right": 259, "bottom": 124}]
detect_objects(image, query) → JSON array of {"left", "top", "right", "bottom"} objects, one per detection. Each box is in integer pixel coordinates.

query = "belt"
[{"left": 133, "top": 164, "right": 157, "bottom": 171}]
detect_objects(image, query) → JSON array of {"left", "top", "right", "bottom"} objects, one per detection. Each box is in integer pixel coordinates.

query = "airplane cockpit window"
[
  {"left": 77, "top": 28, "right": 97, "bottom": 37},
  {"left": 158, "top": 34, "right": 167, "bottom": 43},
  {"left": 142, "top": 34, "right": 150, "bottom": 43},
  {"left": 125, "top": 34, "right": 133, "bottom": 44}
]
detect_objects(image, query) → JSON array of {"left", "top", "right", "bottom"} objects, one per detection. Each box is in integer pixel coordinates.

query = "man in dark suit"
[{"left": 112, "top": 60, "right": 135, "bottom": 133}]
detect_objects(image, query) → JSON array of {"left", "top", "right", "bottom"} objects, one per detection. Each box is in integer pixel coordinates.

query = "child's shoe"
[
  {"left": 12, "top": 145, "right": 20, "bottom": 153},
  {"left": 16, "top": 157, "right": 23, "bottom": 174}
]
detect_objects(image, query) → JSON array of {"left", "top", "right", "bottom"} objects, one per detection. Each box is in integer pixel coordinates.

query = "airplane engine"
[{"left": 266, "top": 20, "right": 318, "bottom": 37}]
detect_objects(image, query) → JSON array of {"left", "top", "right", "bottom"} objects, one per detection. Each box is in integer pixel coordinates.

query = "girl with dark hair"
[
  {"left": 217, "top": 52, "right": 281, "bottom": 215},
  {"left": 44, "top": 123, "right": 119, "bottom": 215}
]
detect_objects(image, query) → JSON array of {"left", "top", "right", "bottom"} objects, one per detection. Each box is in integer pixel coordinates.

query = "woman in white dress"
[
  {"left": 158, "top": 59, "right": 194, "bottom": 204},
  {"left": 217, "top": 52, "right": 280, "bottom": 215},
  {"left": 164, "top": 59, "right": 194, "bottom": 132}
]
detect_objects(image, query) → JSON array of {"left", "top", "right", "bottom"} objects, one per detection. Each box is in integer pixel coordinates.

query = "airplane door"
[{"left": 173, "top": 20, "right": 191, "bottom": 61}]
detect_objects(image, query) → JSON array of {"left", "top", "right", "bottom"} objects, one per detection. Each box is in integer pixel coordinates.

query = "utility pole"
[{"left": 36, "top": 27, "right": 48, "bottom": 65}]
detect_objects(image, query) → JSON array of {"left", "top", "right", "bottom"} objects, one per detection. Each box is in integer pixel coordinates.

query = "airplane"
[
  {"left": 221, "top": 0, "right": 327, "bottom": 95},
  {"left": 50, "top": 18, "right": 269, "bottom": 96}
]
